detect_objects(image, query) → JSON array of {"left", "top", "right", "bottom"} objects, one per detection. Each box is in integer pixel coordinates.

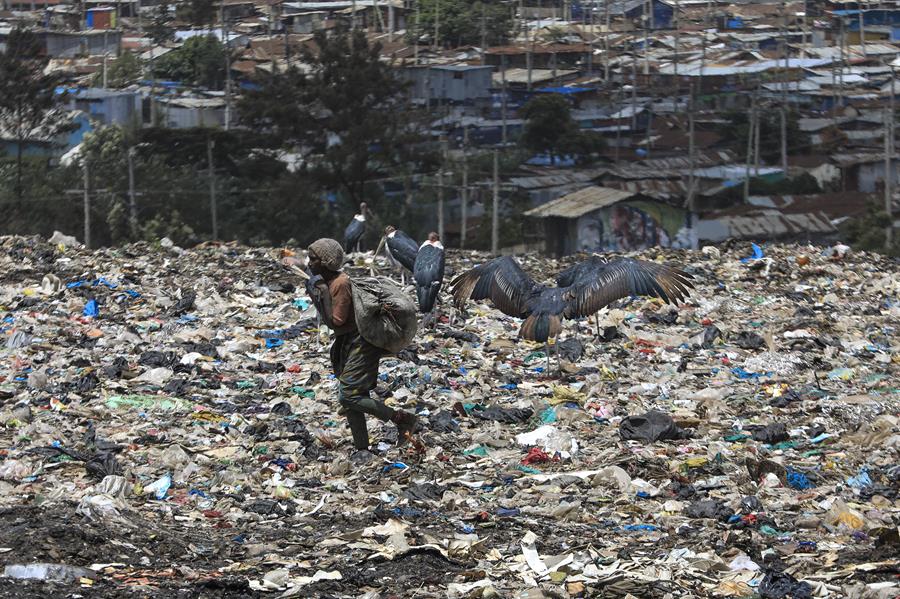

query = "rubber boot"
[{"left": 346, "top": 410, "right": 370, "bottom": 450}]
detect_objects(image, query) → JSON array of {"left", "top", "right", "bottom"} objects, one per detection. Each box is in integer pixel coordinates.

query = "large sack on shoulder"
[{"left": 351, "top": 277, "right": 417, "bottom": 354}]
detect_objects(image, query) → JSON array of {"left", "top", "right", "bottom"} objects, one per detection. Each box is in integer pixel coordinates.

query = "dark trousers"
[{"left": 330, "top": 332, "right": 395, "bottom": 449}]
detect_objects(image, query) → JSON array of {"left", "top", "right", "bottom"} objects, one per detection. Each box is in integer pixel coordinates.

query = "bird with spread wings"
[{"left": 450, "top": 254, "right": 694, "bottom": 370}]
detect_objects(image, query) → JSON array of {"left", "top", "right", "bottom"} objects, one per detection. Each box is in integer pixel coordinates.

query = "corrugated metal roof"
[
  {"left": 495, "top": 68, "right": 578, "bottom": 84},
  {"left": 831, "top": 152, "right": 894, "bottom": 167},
  {"left": 657, "top": 57, "right": 832, "bottom": 76},
  {"left": 508, "top": 170, "right": 604, "bottom": 190},
  {"left": 607, "top": 178, "right": 689, "bottom": 201},
  {"left": 715, "top": 210, "right": 836, "bottom": 238},
  {"left": 524, "top": 186, "right": 634, "bottom": 219}
]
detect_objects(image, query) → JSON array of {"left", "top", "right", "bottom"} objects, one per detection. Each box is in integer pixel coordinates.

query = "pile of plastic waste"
[{"left": 0, "top": 234, "right": 897, "bottom": 598}]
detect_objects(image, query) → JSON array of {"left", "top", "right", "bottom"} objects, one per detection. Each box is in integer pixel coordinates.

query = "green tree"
[
  {"left": 412, "top": 0, "right": 514, "bottom": 47},
  {"left": 93, "top": 51, "right": 143, "bottom": 88},
  {"left": 720, "top": 108, "right": 808, "bottom": 163},
  {"left": 0, "top": 28, "right": 71, "bottom": 200},
  {"left": 841, "top": 200, "right": 900, "bottom": 257},
  {"left": 80, "top": 126, "right": 134, "bottom": 242},
  {"left": 146, "top": 2, "right": 174, "bottom": 44},
  {"left": 176, "top": 0, "right": 217, "bottom": 25},
  {"left": 520, "top": 94, "right": 603, "bottom": 164},
  {"left": 154, "top": 35, "right": 226, "bottom": 89},
  {"left": 239, "top": 28, "right": 423, "bottom": 214}
]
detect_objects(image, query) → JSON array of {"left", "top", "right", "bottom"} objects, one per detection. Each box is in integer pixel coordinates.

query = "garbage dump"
[{"left": 0, "top": 235, "right": 898, "bottom": 598}]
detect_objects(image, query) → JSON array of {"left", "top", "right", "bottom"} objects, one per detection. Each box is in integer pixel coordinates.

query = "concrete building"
[
  {"left": 524, "top": 185, "right": 691, "bottom": 255},
  {"left": 402, "top": 65, "right": 494, "bottom": 103},
  {"left": 43, "top": 29, "right": 122, "bottom": 57},
  {"left": 832, "top": 152, "right": 900, "bottom": 193},
  {"left": 153, "top": 97, "right": 226, "bottom": 128},
  {"left": 67, "top": 88, "right": 142, "bottom": 127}
]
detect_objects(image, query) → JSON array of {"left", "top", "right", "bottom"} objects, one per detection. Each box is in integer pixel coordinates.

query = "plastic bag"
[{"left": 619, "top": 410, "right": 690, "bottom": 443}]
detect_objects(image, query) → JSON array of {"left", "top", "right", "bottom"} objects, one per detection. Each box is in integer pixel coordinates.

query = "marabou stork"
[
  {"left": 450, "top": 255, "right": 694, "bottom": 371},
  {"left": 343, "top": 202, "right": 368, "bottom": 253},
  {"left": 375, "top": 226, "right": 418, "bottom": 285},
  {"left": 554, "top": 254, "right": 636, "bottom": 337},
  {"left": 413, "top": 232, "right": 446, "bottom": 325}
]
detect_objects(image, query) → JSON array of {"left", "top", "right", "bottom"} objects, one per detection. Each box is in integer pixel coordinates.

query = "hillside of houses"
[{"left": 0, "top": 0, "right": 898, "bottom": 253}]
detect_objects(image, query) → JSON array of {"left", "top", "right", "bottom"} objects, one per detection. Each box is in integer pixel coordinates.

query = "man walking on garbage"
[{"left": 305, "top": 238, "right": 419, "bottom": 451}]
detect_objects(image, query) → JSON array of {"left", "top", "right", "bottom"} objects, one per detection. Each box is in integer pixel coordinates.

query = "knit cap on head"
[{"left": 308, "top": 238, "right": 345, "bottom": 272}]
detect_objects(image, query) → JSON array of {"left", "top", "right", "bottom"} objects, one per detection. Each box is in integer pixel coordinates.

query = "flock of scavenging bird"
[{"left": 343, "top": 202, "right": 695, "bottom": 370}]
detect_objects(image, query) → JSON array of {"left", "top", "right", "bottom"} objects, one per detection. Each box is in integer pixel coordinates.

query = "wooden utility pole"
[
  {"left": 643, "top": 0, "right": 650, "bottom": 75},
  {"left": 754, "top": 109, "right": 761, "bottom": 176},
  {"left": 687, "top": 82, "right": 696, "bottom": 213},
  {"left": 127, "top": 147, "right": 138, "bottom": 238},
  {"left": 480, "top": 3, "right": 487, "bottom": 64},
  {"left": 437, "top": 136, "right": 447, "bottom": 243},
  {"left": 207, "top": 137, "right": 219, "bottom": 240},
  {"left": 267, "top": 0, "right": 276, "bottom": 74},
  {"left": 501, "top": 55, "right": 509, "bottom": 144},
  {"left": 885, "top": 70, "right": 895, "bottom": 250},
  {"left": 222, "top": 1, "right": 232, "bottom": 130},
  {"left": 83, "top": 160, "right": 91, "bottom": 249},
  {"left": 781, "top": 2, "right": 789, "bottom": 175},
  {"left": 674, "top": 0, "right": 680, "bottom": 84},
  {"left": 283, "top": 2, "right": 291, "bottom": 67},
  {"left": 584, "top": 0, "right": 590, "bottom": 76},
  {"left": 525, "top": 0, "right": 533, "bottom": 90},
  {"left": 604, "top": 0, "right": 610, "bottom": 81},
  {"left": 631, "top": 57, "right": 637, "bottom": 130},
  {"left": 433, "top": 0, "right": 440, "bottom": 48},
  {"left": 838, "top": 17, "right": 845, "bottom": 109},
  {"left": 744, "top": 89, "right": 756, "bottom": 202},
  {"left": 492, "top": 149, "right": 499, "bottom": 255},
  {"left": 614, "top": 87, "right": 622, "bottom": 163},
  {"left": 460, "top": 126, "right": 469, "bottom": 248},
  {"left": 859, "top": 4, "right": 866, "bottom": 57},
  {"left": 885, "top": 106, "right": 892, "bottom": 248}
]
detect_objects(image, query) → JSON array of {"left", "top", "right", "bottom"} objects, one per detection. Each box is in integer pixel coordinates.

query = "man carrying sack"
[{"left": 305, "top": 238, "right": 419, "bottom": 451}]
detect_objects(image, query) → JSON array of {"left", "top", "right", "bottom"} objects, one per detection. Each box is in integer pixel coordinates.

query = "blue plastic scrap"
[
  {"left": 846, "top": 468, "right": 872, "bottom": 489},
  {"left": 82, "top": 299, "right": 99, "bottom": 317},
  {"left": 785, "top": 468, "right": 814, "bottom": 490},
  {"left": 740, "top": 243, "right": 765, "bottom": 263},
  {"left": 731, "top": 366, "right": 772, "bottom": 379},
  {"left": 382, "top": 462, "right": 408, "bottom": 472},
  {"left": 67, "top": 277, "right": 119, "bottom": 289},
  {"left": 265, "top": 338, "right": 284, "bottom": 349},
  {"left": 623, "top": 524, "right": 658, "bottom": 532}
]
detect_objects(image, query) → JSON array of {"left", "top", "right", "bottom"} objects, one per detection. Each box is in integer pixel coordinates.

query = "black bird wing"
[
  {"left": 344, "top": 219, "right": 364, "bottom": 251},
  {"left": 564, "top": 257, "right": 694, "bottom": 318},
  {"left": 555, "top": 255, "right": 605, "bottom": 288},
  {"left": 413, "top": 245, "right": 445, "bottom": 313},
  {"left": 386, "top": 230, "right": 419, "bottom": 272},
  {"left": 450, "top": 256, "right": 536, "bottom": 318},
  {"left": 414, "top": 245, "right": 445, "bottom": 286}
]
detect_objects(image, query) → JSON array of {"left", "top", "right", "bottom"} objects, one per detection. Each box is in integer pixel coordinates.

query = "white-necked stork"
[
  {"left": 450, "top": 255, "right": 694, "bottom": 371},
  {"left": 413, "top": 232, "right": 445, "bottom": 324},
  {"left": 343, "top": 202, "right": 368, "bottom": 253}
]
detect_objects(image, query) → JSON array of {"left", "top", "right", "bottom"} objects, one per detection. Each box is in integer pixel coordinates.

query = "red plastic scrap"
[{"left": 522, "top": 446, "right": 553, "bottom": 465}]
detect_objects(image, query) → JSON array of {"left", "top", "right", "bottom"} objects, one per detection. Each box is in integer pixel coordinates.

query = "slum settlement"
[{"left": 0, "top": 0, "right": 898, "bottom": 251}]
